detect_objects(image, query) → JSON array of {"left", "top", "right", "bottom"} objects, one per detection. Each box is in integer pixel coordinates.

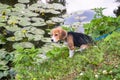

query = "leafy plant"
[
  {"left": 0, "top": 1, "right": 66, "bottom": 79},
  {"left": 13, "top": 47, "right": 40, "bottom": 80},
  {"left": 0, "top": 49, "right": 14, "bottom": 79},
  {"left": 84, "top": 8, "right": 120, "bottom": 40},
  {"left": 0, "top": 0, "right": 66, "bottom": 51},
  {"left": 92, "top": 7, "right": 105, "bottom": 18},
  {"left": 46, "top": 46, "right": 69, "bottom": 58}
]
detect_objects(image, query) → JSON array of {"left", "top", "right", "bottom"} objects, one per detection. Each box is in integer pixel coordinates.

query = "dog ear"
[{"left": 60, "top": 29, "right": 67, "bottom": 40}]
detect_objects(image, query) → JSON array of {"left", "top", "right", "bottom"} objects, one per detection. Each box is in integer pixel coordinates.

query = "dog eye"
[{"left": 55, "top": 34, "right": 58, "bottom": 36}]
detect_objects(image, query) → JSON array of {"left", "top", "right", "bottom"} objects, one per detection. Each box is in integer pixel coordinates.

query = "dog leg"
[
  {"left": 67, "top": 35, "right": 75, "bottom": 58},
  {"left": 69, "top": 50, "right": 74, "bottom": 58},
  {"left": 79, "top": 44, "right": 89, "bottom": 52}
]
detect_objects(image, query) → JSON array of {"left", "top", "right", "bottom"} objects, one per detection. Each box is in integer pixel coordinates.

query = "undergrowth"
[{"left": 13, "top": 8, "right": 120, "bottom": 80}]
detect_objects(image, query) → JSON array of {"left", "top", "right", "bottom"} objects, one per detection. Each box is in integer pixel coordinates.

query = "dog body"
[{"left": 51, "top": 27, "right": 93, "bottom": 57}]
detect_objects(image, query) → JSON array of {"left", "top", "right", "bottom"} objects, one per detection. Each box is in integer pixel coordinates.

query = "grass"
[
  {"left": 14, "top": 31, "right": 120, "bottom": 80},
  {"left": 36, "top": 39, "right": 120, "bottom": 80}
]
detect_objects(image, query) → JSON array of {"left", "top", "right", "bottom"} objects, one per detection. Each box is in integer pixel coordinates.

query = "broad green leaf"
[
  {"left": 8, "top": 11, "right": 23, "bottom": 16},
  {"left": 41, "top": 38, "right": 51, "bottom": 42},
  {"left": 5, "top": 25, "right": 21, "bottom": 31},
  {"left": 0, "top": 49, "right": 8, "bottom": 59},
  {"left": 0, "top": 71, "right": 8, "bottom": 79},
  {"left": 33, "top": 35, "right": 43, "bottom": 41},
  {"left": 13, "top": 42, "right": 34, "bottom": 49},
  {"left": 0, "top": 9, "right": 11, "bottom": 15},
  {"left": 46, "top": 20, "right": 55, "bottom": 25},
  {"left": 7, "top": 16, "right": 19, "bottom": 25},
  {"left": 7, "top": 36, "right": 23, "bottom": 41},
  {"left": 21, "top": 10, "right": 39, "bottom": 17},
  {"left": 14, "top": 3, "right": 25, "bottom": 9},
  {"left": 0, "top": 23, "right": 6, "bottom": 27},
  {"left": 18, "top": 0, "right": 30, "bottom": 3},
  {"left": 31, "top": 17, "right": 44, "bottom": 22},
  {"left": 18, "top": 19, "right": 31, "bottom": 26},
  {"left": 0, "top": 4, "right": 9, "bottom": 9},
  {"left": 52, "top": 3, "right": 66, "bottom": 10},
  {"left": 14, "top": 30, "right": 26, "bottom": 38},
  {"left": 29, "top": 27, "right": 45, "bottom": 35},
  {"left": 31, "top": 21, "right": 46, "bottom": 27},
  {"left": 51, "top": 17, "right": 64, "bottom": 23},
  {"left": 0, "top": 40, "right": 5, "bottom": 44},
  {"left": 0, "top": 61, "right": 8, "bottom": 70},
  {"left": 0, "top": 16, "right": 8, "bottom": 22},
  {"left": 45, "top": 9, "right": 60, "bottom": 14}
]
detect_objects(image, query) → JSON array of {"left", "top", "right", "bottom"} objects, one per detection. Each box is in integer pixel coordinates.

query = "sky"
[{"left": 66, "top": 0, "right": 119, "bottom": 16}]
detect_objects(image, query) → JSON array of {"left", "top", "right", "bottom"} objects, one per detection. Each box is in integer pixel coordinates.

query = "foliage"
[
  {"left": 0, "top": 0, "right": 66, "bottom": 79},
  {"left": 0, "top": 0, "right": 66, "bottom": 51},
  {"left": 92, "top": 7, "right": 105, "bottom": 18},
  {"left": 61, "top": 25, "right": 75, "bottom": 31},
  {"left": 31, "top": 9, "right": 120, "bottom": 80},
  {"left": 0, "top": 2, "right": 120, "bottom": 80},
  {"left": 0, "top": 49, "right": 14, "bottom": 79},
  {"left": 17, "top": 34, "right": 119, "bottom": 80},
  {"left": 13, "top": 47, "right": 40, "bottom": 80},
  {"left": 47, "top": 46, "right": 69, "bottom": 58},
  {"left": 84, "top": 8, "right": 120, "bottom": 40}
]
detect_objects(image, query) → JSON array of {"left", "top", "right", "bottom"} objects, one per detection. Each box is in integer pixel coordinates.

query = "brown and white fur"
[{"left": 51, "top": 27, "right": 93, "bottom": 58}]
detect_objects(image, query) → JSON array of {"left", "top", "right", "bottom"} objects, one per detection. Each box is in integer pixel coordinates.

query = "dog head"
[{"left": 51, "top": 27, "right": 67, "bottom": 42}]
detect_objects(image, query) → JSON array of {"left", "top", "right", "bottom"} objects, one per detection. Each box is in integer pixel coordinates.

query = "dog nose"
[{"left": 51, "top": 39, "right": 53, "bottom": 42}]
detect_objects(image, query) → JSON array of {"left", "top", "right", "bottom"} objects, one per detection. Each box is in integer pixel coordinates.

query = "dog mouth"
[
  {"left": 51, "top": 39, "right": 54, "bottom": 42},
  {"left": 51, "top": 36, "right": 59, "bottom": 43},
  {"left": 51, "top": 39, "right": 63, "bottom": 44},
  {"left": 51, "top": 39, "right": 59, "bottom": 43}
]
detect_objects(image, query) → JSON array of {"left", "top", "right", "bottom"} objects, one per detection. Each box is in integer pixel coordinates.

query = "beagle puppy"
[{"left": 51, "top": 27, "right": 93, "bottom": 58}]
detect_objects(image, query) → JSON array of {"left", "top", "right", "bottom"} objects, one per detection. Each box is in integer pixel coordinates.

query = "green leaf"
[
  {"left": 0, "top": 16, "right": 8, "bottom": 22},
  {"left": 0, "top": 23, "right": 6, "bottom": 27},
  {"left": 18, "top": 0, "right": 30, "bottom": 3},
  {"left": 0, "top": 61, "right": 9, "bottom": 70},
  {"left": 31, "top": 17, "right": 44, "bottom": 22},
  {"left": 0, "top": 71, "right": 9, "bottom": 79},
  {"left": 45, "top": 9, "right": 60, "bottom": 14},
  {"left": 5, "top": 25, "right": 21, "bottom": 31},
  {"left": 14, "top": 30, "right": 26, "bottom": 38},
  {"left": 13, "top": 42, "right": 34, "bottom": 49},
  {"left": 7, "top": 36, "right": 23, "bottom": 41},
  {"left": 29, "top": 27, "right": 45, "bottom": 35},
  {"left": 14, "top": 3, "right": 26, "bottom": 9},
  {"left": 32, "top": 35, "right": 43, "bottom": 41},
  {"left": 0, "top": 40, "right": 5, "bottom": 44},
  {"left": 51, "top": 17, "right": 64, "bottom": 23},
  {"left": 18, "top": 18, "right": 31, "bottom": 26},
  {"left": 51, "top": 3, "right": 66, "bottom": 10},
  {"left": 31, "top": 21, "right": 46, "bottom": 27},
  {"left": 7, "top": 16, "right": 19, "bottom": 25},
  {"left": 8, "top": 11, "right": 22, "bottom": 16},
  {"left": 0, "top": 4, "right": 9, "bottom": 10},
  {"left": 41, "top": 38, "right": 51, "bottom": 42},
  {"left": 46, "top": 20, "right": 55, "bottom": 25},
  {"left": 22, "top": 10, "right": 39, "bottom": 17},
  {"left": 0, "top": 49, "right": 8, "bottom": 59}
]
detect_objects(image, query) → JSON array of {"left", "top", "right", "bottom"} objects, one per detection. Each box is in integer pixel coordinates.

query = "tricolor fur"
[{"left": 51, "top": 27, "right": 93, "bottom": 58}]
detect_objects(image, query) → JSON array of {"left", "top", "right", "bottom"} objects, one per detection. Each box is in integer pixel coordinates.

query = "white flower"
[
  {"left": 103, "top": 70, "right": 108, "bottom": 74},
  {"left": 80, "top": 72, "right": 84, "bottom": 76},
  {"left": 95, "top": 74, "right": 99, "bottom": 78},
  {"left": 109, "top": 70, "right": 112, "bottom": 74}
]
